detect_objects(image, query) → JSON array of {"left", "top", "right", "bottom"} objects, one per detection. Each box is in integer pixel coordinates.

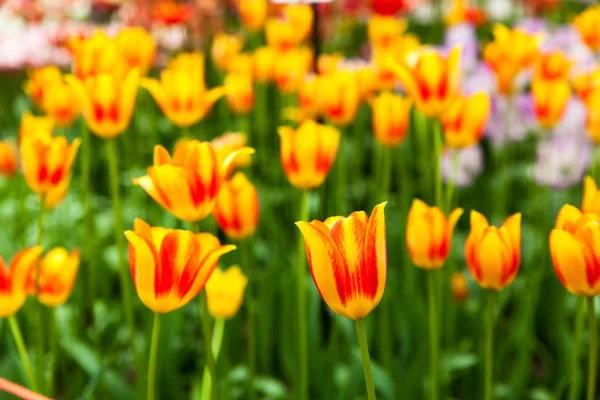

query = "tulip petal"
[
  {"left": 502, "top": 213, "right": 521, "bottom": 270},
  {"left": 550, "top": 229, "right": 593, "bottom": 296},
  {"left": 365, "top": 202, "right": 387, "bottom": 309},
  {"left": 124, "top": 230, "right": 157, "bottom": 311},
  {"left": 157, "top": 230, "right": 200, "bottom": 302},
  {"left": 140, "top": 77, "right": 166, "bottom": 110},
  {"left": 154, "top": 145, "right": 172, "bottom": 166},
  {"left": 583, "top": 176, "right": 598, "bottom": 214},
  {"left": 555, "top": 204, "right": 583, "bottom": 231},
  {"left": 574, "top": 221, "right": 600, "bottom": 291},
  {"left": 476, "top": 228, "right": 511, "bottom": 290},
  {"left": 220, "top": 147, "right": 256, "bottom": 180}
]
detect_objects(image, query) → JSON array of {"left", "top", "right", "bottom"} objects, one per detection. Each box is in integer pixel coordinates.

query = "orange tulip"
[
  {"left": 406, "top": 199, "right": 463, "bottom": 269},
  {"left": 252, "top": 46, "right": 276, "bottom": 83},
  {"left": 373, "top": 34, "right": 421, "bottom": 92},
  {"left": 125, "top": 218, "right": 236, "bottom": 313},
  {"left": 0, "top": 247, "right": 43, "bottom": 317},
  {"left": 582, "top": 176, "right": 600, "bottom": 214},
  {"left": 451, "top": 271, "right": 469, "bottom": 303},
  {"left": 115, "top": 26, "right": 156, "bottom": 75},
  {"left": 572, "top": 67, "right": 600, "bottom": 104},
  {"left": 465, "top": 211, "right": 521, "bottom": 290},
  {"left": 573, "top": 5, "right": 600, "bottom": 53},
  {"left": 266, "top": 19, "right": 301, "bottom": 53},
  {"left": 20, "top": 134, "right": 80, "bottom": 208},
  {"left": 549, "top": 204, "right": 600, "bottom": 296},
  {"left": 68, "top": 31, "right": 120, "bottom": 80},
  {"left": 371, "top": 91, "right": 412, "bottom": 147},
  {"left": 295, "top": 202, "right": 387, "bottom": 320},
  {"left": 283, "top": 4, "right": 313, "bottom": 43},
  {"left": 442, "top": 92, "right": 491, "bottom": 148},
  {"left": 297, "top": 75, "right": 323, "bottom": 120},
  {"left": 24, "top": 66, "right": 62, "bottom": 108},
  {"left": 205, "top": 266, "right": 248, "bottom": 319},
  {"left": 224, "top": 73, "right": 254, "bottom": 115},
  {"left": 279, "top": 120, "right": 340, "bottom": 190},
  {"left": 585, "top": 88, "right": 600, "bottom": 143},
  {"left": 210, "top": 132, "right": 253, "bottom": 170},
  {"left": 355, "top": 66, "right": 379, "bottom": 101},
  {"left": 532, "top": 78, "right": 571, "bottom": 129},
  {"left": 211, "top": 33, "right": 244, "bottom": 72},
  {"left": 368, "top": 14, "right": 406, "bottom": 50},
  {"left": 134, "top": 141, "right": 254, "bottom": 222},
  {"left": 445, "top": 0, "right": 486, "bottom": 26},
  {"left": 0, "top": 141, "right": 18, "bottom": 177},
  {"left": 391, "top": 47, "right": 462, "bottom": 118},
  {"left": 536, "top": 51, "right": 572, "bottom": 81},
  {"left": 320, "top": 71, "right": 360, "bottom": 127},
  {"left": 151, "top": 0, "right": 194, "bottom": 25},
  {"left": 19, "top": 112, "right": 54, "bottom": 143},
  {"left": 26, "top": 248, "right": 80, "bottom": 307},
  {"left": 213, "top": 172, "right": 260, "bottom": 240},
  {"left": 238, "top": 0, "right": 268, "bottom": 32},
  {"left": 41, "top": 79, "right": 81, "bottom": 128},
  {"left": 273, "top": 48, "right": 312, "bottom": 94}
]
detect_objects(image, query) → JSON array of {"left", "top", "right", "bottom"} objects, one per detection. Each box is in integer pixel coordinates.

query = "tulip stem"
[
  {"left": 8, "top": 316, "right": 37, "bottom": 392},
  {"left": 147, "top": 312, "right": 162, "bottom": 400},
  {"left": 445, "top": 150, "right": 459, "bottom": 214},
  {"left": 592, "top": 145, "right": 599, "bottom": 182},
  {"left": 427, "top": 271, "right": 439, "bottom": 400},
  {"left": 47, "top": 308, "right": 58, "bottom": 396},
  {"left": 201, "top": 318, "right": 226, "bottom": 400},
  {"left": 570, "top": 297, "right": 586, "bottom": 400},
  {"left": 35, "top": 200, "right": 45, "bottom": 395},
  {"left": 432, "top": 120, "right": 443, "bottom": 208},
  {"left": 296, "top": 189, "right": 310, "bottom": 400},
  {"left": 80, "top": 120, "right": 95, "bottom": 329},
  {"left": 485, "top": 290, "right": 496, "bottom": 400},
  {"left": 354, "top": 318, "right": 376, "bottom": 400},
  {"left": 200, "top": 292, "right": 219, "bottom": 400},
  {"left": 241, "top": 240, "right": 256, "bottom": 400},
  {"left": 587, "top": 296, "right": 597, "bottom": 400}
]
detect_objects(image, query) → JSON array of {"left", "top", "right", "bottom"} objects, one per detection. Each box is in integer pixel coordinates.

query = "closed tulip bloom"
[
  {"left": 266, "top": 19, "right": 301, "bottom": 52},
  {"left": 532, "top": 78, "right": 571, "bottom": 129},
  {"left": 125, "top": 219, "right": 236, "bottom": 313},
  {"left": 273, "top": 48, "right": 312, "bottom": 94},
  {"left": 213, "top": 172, "right": 260, "bottom": 240},
  {"left": 19, "top": 112, "right": 54, "bottom": 143},
  {"left": 406, "top": 199, "right": 463, "bottom": 269},
  {"left": 211, "top": 33, "right": 244, "bottom": 72},
  {"left": 252, "top": 46, "right": 276, "bottom": 83},
  {"left": 582, "top": 176, "right": 600, "bottom": 214},
  {"left": 320, "top": 71, "right": 360, "bottom": 126},
  {"left": 451, "top": 271, "right": 469, "bottom": 303},
  {"left": 67, "top": 69, "right": 140, "bottom": 139},
  {"left": 134, "top": 142, "right": 254, "bottom": 222},
  {"left": 115, "top": 26, "right": 157, "bottom": 75},
  {"left": 368, "top": 14, "right": 406, "bottom": 49},
  {"left": 68, "top": 31, "right": 120, "bottom": 80},
  {"left": 225, "top": 73, "right": 254, "bottom": 115},
  {"left": 41, "top": 79, "right": 81, "bottom": 128},
  {"left": 24, "top": 66, "right": 62, "bottom": 108},
  {"left": 20, "top": 134, "right": 80, "bottom": 208},
  {"left": 573, "top": 5, "right": 600, "bottom": 52},
  {"left": 238, "top": 0, "right": 267, "bottom": 32},
  {"left": 283, "top": 4, "right": 313, "bottom": 43},
  {"left": 371, "top": 91, "right": 411, "bottom": 147},
  {"left": 295, "top": 202, "right": 387, "bottom": 320},
  {"left": 0, "top": 247, "right": 43, "bottom": 317},
  {"left": 0, "top": 141, "right": 18, "bottom": 177},
  {"left": 391, "top": 47, "right": 462, "bottom": 118},
  {"left": 205, "top": 266, "right": 248, "bottom": 319},
  {"left": 465, "top": 211, "right": 522, "bottom": 290},
  {"left": 211, "top": 132, "right": 253, "bottom": 170},
  {"left": 536, "top": 51, "right": 572, "bottom": 81},
  {"left": 279, "top": 120, "right": 340, "bottom": 190},
  {"left": 442, "top": 92, "right": 491, "bottom": 148},
  {"left": 572, "top": 68, "right": 600, "bottom": 105},
  {"left": 26, "top": 248, "right": 80, "bottom": 307}
]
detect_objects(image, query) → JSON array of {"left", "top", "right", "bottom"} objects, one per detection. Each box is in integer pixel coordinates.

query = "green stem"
[
  {"left": 35, "top": 200, "right": 45, "bottom": 395},
  {"left": 147, "top": 313, "right": 162, "bottom": 400},
  {"left": 80, "top": 120, "right": 95, "bottom": 330},
  {"left": 592, "top": 146, "right": 599, "bottom": 182},
  {"left": 241, "top": 240, "right": 256, "bottom": 400},
  {"left": 485, "top": 291, "right": 496, "bottom": 400},
  {"left": 445, "top": 150, "right": 459, "bottom": 214},
  {"left": 428, "top": 272, "right": 438, "bottom": 400},
  {"left": 296, "top": 190, "right": 310, "bottom": 400},
  {"left": 200, "top": 292, "right": 218, "bottom": 400},
  {"left": 335, "top": 134, "right": 348, "bottom": 216},
  {"left": 354, "top": 319, "right": 376, "bottom": 400},
  {"left": 432, "top": 120, "right": 443, "bottom": 208},
  {"left": 201, "top": 318, "right": 226, "bottom": 400},
  {"left": 8, "top": 316, "right": 37, "bottom": 391},
  {"left": 570, "top": 297, "right": 586, "bottom": 400},
  {"left": 47, "top": 308, "right": 58, "bottom": 396},
  {"left": 587, "top": 297, "right": 597, "bottom": 400}
]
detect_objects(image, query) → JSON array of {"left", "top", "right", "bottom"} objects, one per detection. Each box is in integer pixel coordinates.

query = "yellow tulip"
[
  {"left": 68, "top": 31, "right": 121, "bottom": 80},
  {"left": 213, "top": 172, "right": 260, "bottom": 240},
  {"left": 205, "top": 266, "right": 248, "bottom": 319},
  {"left": 320, "top": 71, "right": 360, "bottom": 127},
  {"left": 252, "top": 46, "right": 276, "bottom": 83},
  {"left": 19, "top": 112, "right": 54, "bottom": 143},
  {"left": 532, "top": 78, "right": 571, "bottom": 129},
  {"left": 442, "top": 92, "right": 491, "bottom": 148},
  {"left": 26, "top": 248, "right": 80, "bottom": 307},
  {"left": 41, "top": 79, "right": 81, "bottom": 129},
  {"left": 115, "top": 26, "right": 157, "bottom": 75},
  {"left": 24, "top": 66, "right": 62, "bottom": 109},
  {"left": 225, "top": 73, "right": 254, "bottom": 115},
  {"left": 211, "top": 33, "right": 244, "bottom": 72},
  {"left": 238, "top": 0, "right": 268, "bottom": 32},
  {"left": 371, "top": 91, "right": 412, "bottom": 148},
  {"left": 0, "top": 247, "right": 43, "bottom": 317},
  {"left": 582, "top": 176, "right": 600, "bottom": 214}
]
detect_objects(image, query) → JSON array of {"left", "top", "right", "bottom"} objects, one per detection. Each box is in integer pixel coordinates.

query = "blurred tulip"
[
  {"left": 134, "top": 142, "right": 254, "bottom": 222},
  {"left": 391, "top": 47, "right": 461, "bottom": 118},
  {"left": 238, "top": 0, "right": 268, "bottom": 32},
  {"left": 20, "top": 134, "right": 80, "bottom": 208},
  {"left": 320, "top": 71, "right": 360, "bottom": 126},
  {"left": 296, "top": 203, "right": 387, "bottom": 320},
  {"left": 279, "top": 120, "right": 340, "bottom": 190},
  {"left": 273, "top": 48, "right": 312, "bottom": 94},
  {"left": 370, "top": 0, "right": 417, "bottom": 15},
  {"left": 41, "top": 79, "right": 81, "bottom": 129},
  {"left": 582, "top": 176, "right": 600, "bottom": 214},
  {"left": 550, "top": 205, "right": 600, "bottom": 296},
  {"left": 586, "top": 89, "right": 600, "bottom": 143},
  {"left": 210, "top": 132, "right": 252, "bottom": 170},
  {"left": 573, "top": 5, "right": 600, "bottom": 53},
  {"left": 572, "top": 67, "right": 600, "bottom": 105},
  {"left": 532, "top": 78, "right": 571, "bottom": 129},
  {"left": 115, "top": 26, "right": 156, "bottom": 75},
  {"left": 205, "top": 266, "right": 248, "bottom": 319},
  {"left": 227, "top": 53, "right": 253, "bottom": 76},
  {"left": 0, "top": 247, "right": 43, "bottom": 317},
  {"left": 168, "top": 51, "right": 204, "bottom": 72},
  {"left": 354, "top": 65, "right": 379, "bottom": 101},
  {"left": 211, "top": 33, "right": 244, "bottom": 72},
  {"left": 252, "top": 47, "right": 276, "bottom": 83},
  {"left": 536, "top": 51, "right": 572, "bottom": 81},
  {"left": 406, "top": 199, "right": 463, "bottom": 269},
  {"left": 298, "top": 75, "right": 323, "bottom": 120},
  {"left": 0, "top": 141, "right": 18, "bottom": 177},
  {"left": 451, "top": 271, "right": 469, "bottom": 303},
  {"left": 368, "top": 14, "right": 406, "bottom": 50},
  {"left": 442, "top": 92, "right": 491, "bottom": 148},
  {"left": 266, "top": 19, "right": 301, "bottom": 53},
  {"left": 371, "top": 91, "right": 412, "bottom": 147},
  {"left": 213, "top": 172, "right": 260, "bottom": 240},
  {"left": 26, "top": 248, "right": 80, "bottom": 307},
  {"left": 152, "top": 0, "right": 194, "bottom": 25},
  {"left": 225, "top": 73, "right": 254, "bottom": 115},
  {"left": 24, "top": 66, "right": 62, "bottom": 108},
  {"left": 19, "top": 113, "right": 54, "bottom": 143},
  {"left": 125, "top": 219, "right": 236, "bottom": 313},
  {"left": 68, "top": 31, "right": 120, "bottom": 80},
  {"left": 445, "top": 0, "right": 486, "bottom": 27},
  {"left": 465, "top": 211, "right": 521, "bottom": 290},
  {"left": 317, "top": 53, "right": 342, "bottom": 75},
  {"left": 283, "top": 4, "right": 313, "bottom": 43}
]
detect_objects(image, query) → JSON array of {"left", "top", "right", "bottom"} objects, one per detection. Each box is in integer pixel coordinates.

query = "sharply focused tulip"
[
  {"left": 205, "top": 266, "right": 248, "bottom": 319},
  {"left": 213, "top": 172, "right": 260, "bottom": 240},
  {"left": 238, "top": 0, "right": 268, "bottom": 32},
  {"left": 391, "top": 47, "right": 462, "bottom": 118},
  {"left": 41, "top": 79, "right": 81, "bottom": 128},
  {"left": 367, "top": 14, "right": 406, "bottom": 49},
  {"left": 211, "top": 132, "right": 253, "bottom": 170},
  {"left": 125, "top": 219, "right": 236, "bottom": 313},
  {"left": 283, "top": 4, "right": 313, "bottom": 43},
  {"left": 115, "top": 26, "right": 157, "bottom": 75},
  {"left": 371, "top": 91, "right": 412, "bottom": 147},
  {"left": 451, "top": 271, "right": 469, "bottom": 303},
  {"left": 0, "top": 141, "right": 18, "bottom": 177},
  {"left": 24, "top": 66, "right": 62, "bottom": 108},
  {"left": 406, "top": 199, "right": 463, "bottom": 269},
  {"left": 26, "top": 248, "right": 80, "bottom": 307},
  {"left": 68, "top": 31, "right": 120, "bottom": 80},
  {"left": 134, "top": 142, "right": 254, "bottom": 222},
  {"left": 273, "top": 48, "right": 312, "bottom": 94},
  {"left": 536, "top": 51, "right": 572, "bottom": 81},
  {"left": 224, "top": 73, "right": 254, "bottom": 115},
  {"left": 211, "top": 33, "right": 244, "bottom": 72},
  {"left": 582, "top": 176, "right": 600, "bottom": 214},
  {"left": 320, "top": 71, "right": 360, "bottom": 126},
  {"left": 252, "top": 46, "right": 276, "bottom": 83},
  {"left": 572, "top": 67, "right": 600, "bottom": 105},
  {"left": 20, "top": 134, "right": 80, "bottom": 208},
  {"left": 19, "top": 112, "right": 54, "bottom": 143},
  {"left": 442, "top": 92, "right": 491, "bottom": 148},
  {"left": 573, "top": 5, "right": 600, "bottom": 52},
  {"left": 531, "top": 78, "right": 571, "bottom": 129},
  {"left": 295, "top": 202, "right": 387, "bottom": 320},
  {"left": 279, "top": 120, "right": 340, "bottom": 190},
  {"left": 0, "top": 247, "right": 43, "bottom": 317},
  {"left": 266, "top": 19, "right": 301, "bottom": 52},
  {"left": 465, "top": 211, "right": 522, "bottom": 290}
]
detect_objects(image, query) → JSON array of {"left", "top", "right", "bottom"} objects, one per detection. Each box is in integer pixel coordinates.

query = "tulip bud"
[
  {"left": 0, "top": 141, "right": 18, "bottom": 177},
  {"left": 371, "top": 91, "right": 411, "bottom": 148},
  {"left": 213, "top": 172, "right": 260, "bottom": 240},
  {"left": 451, "top": 272, "right": 469, "bottom": 303},
  {"left": 27, "top": 248, "right": 80, "bottom": 307}
]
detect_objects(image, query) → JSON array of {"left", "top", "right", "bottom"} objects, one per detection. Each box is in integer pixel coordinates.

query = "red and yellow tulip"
[
  {"left": 237, "top": 0, "right": 268, "bottom": 32},
  {"left": 320, "top": 71, "right": 360, "bottom": 127},
  {"left": 445, "top": 0, "right": 486, "bottom": 26},
  {"left": 572, "top": 67, "right": 600, "bottom": 105},
  {"left": 371, "top": 91, "right": 412, "bottom": 147},
  {"left": 211, "top": 33, "right": 244, "bottom": 72},
  {"left": 115, "top": 26, "right": 157, "bottom": 75},
  {"left": 24, "top": 66, "right": 62, "bottom": 108},
  {"left": 536, "top": 51, "right": 572, "bottom": 81},
  {"left": 368, "top": 14, "right": 406, "bottom": 50},
  {"left": 26, "top": 248, "right": 80, "bottom": 307},
  {"left": 224, "top": 73, "right": 254, "bottom": 115},
  {"left": 442, "top": 92, "right": 491, "bottom": 148},
  {"left": 573, "top": 5, "right": 600, "bottom": 53},
  {"left": 213, "top": 172, "right": 260, "bottom": 241},
  {"left": 582, "top": 176, "right": 600, "bottom": 214},
  {"left": 585, "top": 88, "right": 600, "bottom": 143},
  {"left": 273, "top": 48, "right": 312, "bottom": 94},
  {"left": 205, "top": 266, "right": 248, "bottom": 319},
  {"left": 68, "top": 31, "right": 120, "bottom": 80},
  {"left": 531, "top": 78, "right": 571, "bottom": 129},
  {"left": 252, "top": 46, "right": 276, "bottom": 83},
  {"left": 19, "top": 112, "right": 54, "bottom": 143},
  {"left": 41, "top": 79, "right": 81, "bottom": 129},
  {"left": 0, "top": 247, "right": 43, "bottom": 317},
  {"left": 266, "top": 19, "right": 301, "bottom": 53},
  {"left": 210, "top": 132, "right": 253, "bottom": 171},
  {"left": 0, "top": 141, "right": 18, "bottom": 177}
]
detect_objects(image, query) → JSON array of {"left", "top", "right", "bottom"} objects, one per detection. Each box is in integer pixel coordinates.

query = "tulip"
[
  {"left": 0, "top": 141, "right": 18, "bottom": 177},
  {"left": 355, "top": 66, "right": 379, "bottom": 101},
  {"left": 205, "top": 266, "right": 248, "bottom": 319},
  {"left": 317, "top": 53, "right": 342, "bottom": 75},
  {"left": 536, "top": 51, "right": 572, "bottom": 81},
  {"left": 67, "top": 68, "right": 140, "bottom": 139},
  {"left": 572, "top": 68, "right": 600, "bottom": 105},
  {"left": 211, "top": 33, "right": 243, "bottom": 72},
  {"left": 297, "top": 75, "right": 323, "bottom": 120},
  {"left": 273, "top": 48, "right": 312, "bottom": 94},
  {"left": 41, "top": 79, "right": 81, "bottom": 129},
  {"left": 532, "top": 78, "right": 571, "bottom": 129},
  {"left": 266, "top": 19, "right": 301, "bottom": 53},
  {"left": 134, "top": 141, "right": 254, "bottom": 222},
  {"left": 391, "top": 47, "right": 462, "bottom": 118},
  {"left": 573, "top": 5, "right": 600, "bottom": 53},
  {"left": 464, "top": 211, "right": 521, "bottom": 290},
  {"left": 283, "top": 4, "right": 313, "bottom": 43},
  {"left": 320, "top": 71, "right": 360, "bottom": 126},
  {"left": 19, "top": 112, "right": 54, "bottom": 143},
  {"left": 445, "top": 0, "right": 486, "bottom": 26},
  {"left": 115, "top": 26, "right": 157, "bottom": 75},
  {"left": 585, "top": 89, "right": 600, "bottom": 143},
  {"left": 68, "top": 31, "right": 120, "bottom": 80},
  {"left": 295, "top": 202, "right": 387, "bottom": 320},
  {"left": 224, "top": 73, "right": 254, "bottom": 115},
  {"left": 213, "top": 172, "right": 260, "bottom": 240},
  {"left": 451, "top": 271, "right": 469, "bottom": 303},
  {"left": 442, "top": 92, "right": 491, "bottom": 148},
  {"left": 0, "top": 247, "right": 43, "bottom": 317},
  {"left": 238, "top": 0, "right": 268, "bottom": 32},
  {"left": 406, "top": 199, "right": 464, "bottom": 269},
  {"left": 23, "top": 66, "right": 62, "bottom": 109},
  {"left": 252, "top": 46, "right": 276, "bottom": 83},
  {"left": 210, "top": 132, "right": 253, "bottom": 170},
  {"left": 227, "top": 52, "right": 253, "bottom": 76},
  {"left": 582, "top": 176, "right": 600, "bottom": 214},
  {"left": 26, "top": 248, "right": 80, "bottom": 307},
  {"left": 367, "top": 14, "right": 406, "bottom": 50},
  {"left": 279, "top": 120, "right": 340, "bottom": 190},
  {"left": 125, "top": 218, "right": 236, "bottom": 313},
  {"left": 168, "top": 51, "right": 204, "bottom": 72},
  {"left": 151, "top": 0, "right": 194, "bottom": 25},
  {"left": 371, "top": 91, "right": 412, "bottom": 147},
  {"left": 20, "top": 134, "right": 80, "bottom": 208}
]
